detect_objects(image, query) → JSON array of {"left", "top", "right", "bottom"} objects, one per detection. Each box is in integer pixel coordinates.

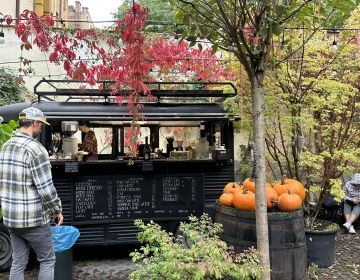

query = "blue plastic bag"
[{"left": 51, "top": 226, "right": 80, "bottom": 253}]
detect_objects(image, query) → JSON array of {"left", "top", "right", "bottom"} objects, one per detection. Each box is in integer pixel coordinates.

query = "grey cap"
[
  {"left": 19, "top": 107, "right": 50, "bottom": 125},
  {"left": 350, "top": 173, "right": 360, "bottom": 185}
]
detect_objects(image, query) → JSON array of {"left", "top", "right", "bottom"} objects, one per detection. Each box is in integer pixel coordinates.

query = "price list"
[{"left": 73, "top": 174, "right": 204, "bottom": 222}]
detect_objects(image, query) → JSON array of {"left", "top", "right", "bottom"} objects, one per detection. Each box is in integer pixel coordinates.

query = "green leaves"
[
  {"left": 0, "top": 67, "right": 28, "bottom": 106},
  {"left": 0, "top": 119, "right": 18, "bottom": 149},
  {"left": 129, "top": 214, "right": 264, "bottom": 280}
]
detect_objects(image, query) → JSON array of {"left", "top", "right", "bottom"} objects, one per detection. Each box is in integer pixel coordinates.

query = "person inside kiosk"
[{"left": 77, "top": 121, "right": 98, "bottom": 161}]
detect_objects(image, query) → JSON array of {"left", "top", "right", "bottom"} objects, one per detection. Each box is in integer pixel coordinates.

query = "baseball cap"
[{"left": 19, "top": 107, "right": 50, "bottom": 125}]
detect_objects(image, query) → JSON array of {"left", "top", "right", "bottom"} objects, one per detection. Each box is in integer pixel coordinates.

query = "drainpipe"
[
  {"left": 59, "top": 0, "right": 63, "bottom": 19},
  {"left": 16, "top": 0, "right": 20, "bottom": 18}
]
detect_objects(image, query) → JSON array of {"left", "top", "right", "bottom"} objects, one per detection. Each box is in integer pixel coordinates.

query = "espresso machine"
[{"left": 61, "top": 121, "right": 79, "bottom": 158}]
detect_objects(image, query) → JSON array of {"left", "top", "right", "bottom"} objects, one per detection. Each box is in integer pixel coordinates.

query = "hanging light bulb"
[
  {"left": 331, "top": 40, "right": 338, "bottom": 53},
  {"left": 27, "top": 61, "right": 34, "bottom": 77},
  {"left": 0, "top": 31, "right": 5, "bottom": 44},
  {"left": 0, "top": 19, "right": 4, "bottom": 44},
  {"left": 186, "top": 67, "right": 196, "bottom": 80},
  {"left": 331, "top": 29, "right": 338, "bottom": 54},
  {"left": 149, "top": 67, "right": 159, "bottom": 80}
]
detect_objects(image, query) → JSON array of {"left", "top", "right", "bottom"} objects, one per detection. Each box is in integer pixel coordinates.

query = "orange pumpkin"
[
  {"left": 278, "top": 192, "right": 302, "bottom": 212},
  {"left": 243, "top": 178, "right": 255, "bottom": 193},
  {"left": 219, "top": 193, "right": 234, "bottom": 207},
  {"left": 273, "top": 176, "right": 289, "bottom": 196},
  {"left": 233, "top": 190, "right": 256, "bottom": 211},
  {"left": 266, "top": 185, "right": 279, "bottom": 209},
  {"left": 285, "top": 179, "right": 306, "bottom": 201},
  {"left": 243, "top": 178, "right": 272, "bottom": 194},
  {"left": 223, "top": 182, "right": 242, "bottom": 194},
  {"left": 273, "top": 176, "right": 306, "bottom": 201}
]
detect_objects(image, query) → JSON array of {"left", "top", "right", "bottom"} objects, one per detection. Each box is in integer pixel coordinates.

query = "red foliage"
[{"left": 2, "top": 4, "right": 233, "bottom": 156}]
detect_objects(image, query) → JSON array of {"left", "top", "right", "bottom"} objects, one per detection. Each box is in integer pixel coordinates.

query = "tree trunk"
[{"left": 251, "top": 74, "right": 271, "bottom": 280}]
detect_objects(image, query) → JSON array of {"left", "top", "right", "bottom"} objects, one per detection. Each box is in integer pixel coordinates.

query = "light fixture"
[
  {"left": 331, "top": 29, "right": 338, "bottom": 53},
  {"left": 331, "top": 41, "right": 338, "bottom": 53},
  {"left": 149, "top": 68, "right": 159, "bottom": 80},
  {"left": 187, "top": 67, "right": 196, "bottom": 80},
  {"left": 0, "top": 31, "right": 5, "bottom": 44},
  {"left": 0, "top": 18, "right": 4, "bottom": 44}
]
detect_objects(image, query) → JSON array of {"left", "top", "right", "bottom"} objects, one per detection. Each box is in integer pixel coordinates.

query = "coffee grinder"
[{"left": 61, "top": 121, "right": 79, "bottom": 158}]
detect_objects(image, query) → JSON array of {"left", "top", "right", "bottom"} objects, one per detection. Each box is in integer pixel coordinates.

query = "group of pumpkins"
[{"left": 218, "top": 177, "right": 306, "bottom": 212}]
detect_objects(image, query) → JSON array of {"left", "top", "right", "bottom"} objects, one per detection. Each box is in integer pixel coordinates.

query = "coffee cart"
[{"left": 0, "top": 80, "right": 238, "bottom": 264}]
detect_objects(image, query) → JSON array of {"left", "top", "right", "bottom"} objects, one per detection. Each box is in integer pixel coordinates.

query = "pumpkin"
[
  {"left": 243, "top": 178, "right": 255, "bottom": 193},
  {"left": 273, "top": 176, "right": 306, "bottom": 201},
  {"left": 223, "top": 182, "right": 242, "bottom": 194},
  {"left": 233, "top": 189, "right": 256, "bottom": 211},
  {"left": 219, "top": 193, "right": 234, "bottom": 207},
  {"left": 285, "top": 179, "right": 306, "bottom": 201},
  {"left": 278, "top": 191, "right": 302, "bottom": 212},
  {"left": 243, "top": 178, "right": 272, "bottom": 194},
  {"left": 266, "top": 185, "right": 279, "bottom": 209}
]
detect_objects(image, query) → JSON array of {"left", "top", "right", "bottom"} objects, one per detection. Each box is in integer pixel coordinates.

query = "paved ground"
[
  {"left": 0, "top": 230, "right": 358, "bottom": 279},
  {"left": 318, "top": 228, "right": 360, "bottom": 280}
]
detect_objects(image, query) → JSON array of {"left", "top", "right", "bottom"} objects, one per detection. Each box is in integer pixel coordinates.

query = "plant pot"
[{"left": 305, "top": 220, "right": 339, "bottom": 268}]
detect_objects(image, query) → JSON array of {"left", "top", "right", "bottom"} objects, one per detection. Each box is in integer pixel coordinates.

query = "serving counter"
[{"left": 50, "top": 159, "right": 234, "bottom": 245}]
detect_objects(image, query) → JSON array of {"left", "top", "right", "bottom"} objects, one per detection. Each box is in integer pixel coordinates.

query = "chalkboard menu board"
[{"left": 73, "top": 174, "right": 204, "bottom": 222}]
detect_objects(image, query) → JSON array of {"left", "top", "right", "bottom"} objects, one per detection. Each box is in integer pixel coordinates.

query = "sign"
[
  {"left": 65, "top": 162, "right": 78, "bottom": 173},
  {"left": 73, "top": 174, "right": 204, "bottom": 222}
]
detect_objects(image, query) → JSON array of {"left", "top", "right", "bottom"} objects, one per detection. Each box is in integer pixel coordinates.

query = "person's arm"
[
  {"left": 84, "top": 131, "right": 98, "bottom": 156},
  {"left": 29, "top": 152, "right": 62, "bottom": 213}
]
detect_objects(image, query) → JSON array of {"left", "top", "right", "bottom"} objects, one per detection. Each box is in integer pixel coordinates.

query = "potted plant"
[{"left": 129, "top": 214, "right": 265, "bottom": 280}]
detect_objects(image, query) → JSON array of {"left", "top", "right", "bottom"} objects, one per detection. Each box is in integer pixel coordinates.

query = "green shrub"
[
  {"left": 130, "top": 214, "right": 264, "bottom": 280},
  {"left": 0, "top": 118, "right": 18, "bottom": 148}
]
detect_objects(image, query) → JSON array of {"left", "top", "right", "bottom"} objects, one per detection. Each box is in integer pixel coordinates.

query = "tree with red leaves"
[{"left": 1, "top": 3, "right": 232, "bottom": 156}]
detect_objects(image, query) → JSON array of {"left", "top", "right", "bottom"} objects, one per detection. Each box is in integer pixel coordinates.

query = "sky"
[{"left": 68, "top": 0, "right": 124, "bottom": 27}]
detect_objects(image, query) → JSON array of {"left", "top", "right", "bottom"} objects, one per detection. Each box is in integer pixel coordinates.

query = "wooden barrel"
[{"left": 214, "top": 203, "right": 306, "bottom": 280}]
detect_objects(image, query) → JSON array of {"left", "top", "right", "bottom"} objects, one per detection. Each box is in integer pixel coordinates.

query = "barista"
[{"left": 78, "top": 120, "right": 98, "bottom": 161}]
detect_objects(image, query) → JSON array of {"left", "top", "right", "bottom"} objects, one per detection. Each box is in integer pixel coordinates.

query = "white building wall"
[
  {"left": 0, "top": 26, "right": 67, "bottom": 93},
  {"left": 0, "top": 0, "right": 34, "bottom": 18}
]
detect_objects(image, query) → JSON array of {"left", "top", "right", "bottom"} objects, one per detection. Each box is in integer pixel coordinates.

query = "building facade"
[{"left": 67, "top": 1, "right": 94, "bottom": 29}]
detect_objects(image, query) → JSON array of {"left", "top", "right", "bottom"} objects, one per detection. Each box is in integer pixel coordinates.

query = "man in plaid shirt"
[{"left": 0, "top": 107, "right": 63, "bottom": 280}]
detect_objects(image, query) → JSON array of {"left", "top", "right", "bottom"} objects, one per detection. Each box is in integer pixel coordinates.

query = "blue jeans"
[{"left": 8, "top": 223, "right": 55, "bottom": 280}]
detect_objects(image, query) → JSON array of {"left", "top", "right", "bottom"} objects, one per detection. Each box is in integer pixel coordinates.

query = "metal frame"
[{"left": 34, "top": 79, "right": 237, "bottom": 103}]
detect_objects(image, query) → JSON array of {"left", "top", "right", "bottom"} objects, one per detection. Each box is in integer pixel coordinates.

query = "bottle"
[{"left": 143, "top": 136, "right": 151, "bottom": 160}]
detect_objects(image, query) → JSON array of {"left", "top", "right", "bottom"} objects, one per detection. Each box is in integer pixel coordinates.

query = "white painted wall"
[
  {"left": 0, "top": 26, "right": 68, "bottom": 93},
  {"left": 0, "top": 0, "right": 34, "bottom": 18}
]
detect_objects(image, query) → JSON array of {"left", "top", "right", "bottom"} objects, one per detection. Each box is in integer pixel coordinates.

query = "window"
[
  {"left": 76, "top": 127, "right": 113, "bottom": 155},
  {"left": 94, "top": 127, "right": 112, "bottom": 154},
  {"left": 121, "top": 127, "right": 150, "bottom": 155},
  {"left": 159, "top": 127, "right": 199, "bottom": 153}
]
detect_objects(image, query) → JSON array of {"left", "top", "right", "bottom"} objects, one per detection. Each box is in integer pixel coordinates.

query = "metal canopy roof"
[
  {"left": 0, "top": 80, "right": 239, "bottom": 122},
  {"left": 0, "top": 102, "right": 236, "bottom": 122}
]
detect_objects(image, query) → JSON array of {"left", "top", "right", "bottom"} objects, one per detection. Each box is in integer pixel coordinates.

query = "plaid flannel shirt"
[
  {"left": 344, "top": 181, "right": 360, "bottom": 201},
  {"left": 0, "top": 131, "right": 61, "bottom": 228}
]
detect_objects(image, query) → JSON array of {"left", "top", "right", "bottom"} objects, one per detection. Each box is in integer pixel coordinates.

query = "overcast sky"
[{"left": 69, "top": 0, "right": 124, "bottom": 27}]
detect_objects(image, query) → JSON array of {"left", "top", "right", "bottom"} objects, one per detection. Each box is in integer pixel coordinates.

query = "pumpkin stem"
[{"left": 281, "top": 175, "right": 287, "bottom": 185}]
